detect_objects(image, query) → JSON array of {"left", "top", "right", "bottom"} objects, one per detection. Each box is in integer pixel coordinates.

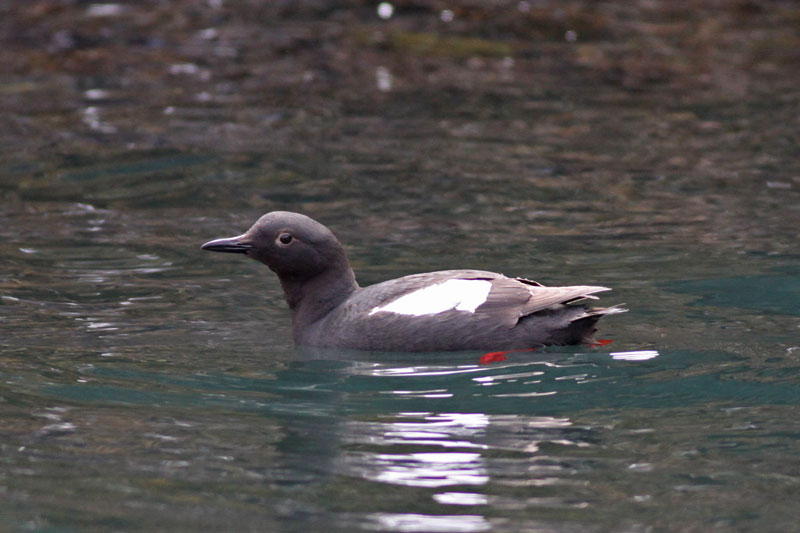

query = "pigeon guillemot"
[{"left": 202, "top": 211, "right": 625, "bottom": 351}]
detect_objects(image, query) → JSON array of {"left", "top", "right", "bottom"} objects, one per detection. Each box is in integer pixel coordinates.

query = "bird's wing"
[
  {"left": 476, "top": 277, "right": 611, "bottom": 327},
  {"left": 356, "top": 270, "right": 610, "bottom": 329}
]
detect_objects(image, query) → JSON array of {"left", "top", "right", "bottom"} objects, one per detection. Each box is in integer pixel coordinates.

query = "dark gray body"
[
  {"left": 202, "top": 212, "right": 625, "bottom": 352},
  {"left": 295, "top": 270, "right": 620, "bottom": 351}
]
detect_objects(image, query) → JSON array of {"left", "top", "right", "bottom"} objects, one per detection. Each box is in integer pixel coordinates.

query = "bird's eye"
[{"left": 277, "top": 232, "right": 293, "bottom": 245}]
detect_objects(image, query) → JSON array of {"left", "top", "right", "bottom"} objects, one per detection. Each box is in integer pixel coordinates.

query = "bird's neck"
[{"left": 279, "top": 265, "right": 358, "bottom": 333}]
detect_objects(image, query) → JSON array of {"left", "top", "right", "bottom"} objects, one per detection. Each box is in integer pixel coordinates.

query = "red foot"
[
  {"left": 591, "top": 339, "right": 614, "bottom": 347},
  {"left": 478, "top": 352, "right": 508, "bottom": 365},
  {"left": 478, "top": 347, "right": 537, "bottom": 365}
]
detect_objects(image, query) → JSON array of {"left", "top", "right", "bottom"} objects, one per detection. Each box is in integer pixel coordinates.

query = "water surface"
[{"left": 1, "top": 2, "right": 799, "bottom": 531}]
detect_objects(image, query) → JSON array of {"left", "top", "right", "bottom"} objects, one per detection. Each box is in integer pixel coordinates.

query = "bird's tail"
[{"left": 572, "top": 304, "right": 627, "bottom": 344}]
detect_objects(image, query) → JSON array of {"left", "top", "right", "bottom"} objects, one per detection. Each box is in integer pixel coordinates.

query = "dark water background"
[{"left": 1, "top": 1, "right": 799, "bottom": 531}]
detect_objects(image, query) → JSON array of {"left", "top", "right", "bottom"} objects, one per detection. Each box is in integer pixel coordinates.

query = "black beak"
[{"left": 201, "top": 235, "right": 253, "bottom": 254}]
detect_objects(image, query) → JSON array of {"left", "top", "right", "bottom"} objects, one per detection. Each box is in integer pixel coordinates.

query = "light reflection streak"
[
  {"left": 371, "top": 452, "right": 488, "bottom": 487},
  {"left": 387, "top": 390, "right": 454, "bottom": 399},
  {"left": 610, "top": 350, "right": 660, "bottom": 361},
  {"left": 372, "top": 365, "right": 484, "bottom": 377},
  {"left": 380, "top": 439, "right": 485, "bottom": 450},
  {"left": 376, "top": 66, "right": 393, "bottom": 92},
  {"left": 343, "top": 359, "right": 600, "bottom": 509},
  {"left": 433, "top": 492, "right": 488, "bottom": 506},
  {"left": 480, "top": 370, "right": 545, "bottom": 381},
  {"left": 369, "top": 359, "right": 579, "bottom": 380},
  {"left": 492, "top": 390, "right": 557, "bottom": 398},
  {"left": 343, "top": 410, "right": 589, "bottom": 495},
  {"left": 366, "top": 512, "right": 491, "bottom": 532},
  {"left": 555, "top": 373, "right": 590, "bottom": 381},
  {"left": 346, "top": 412, "right": 491, "bottom": 488}
]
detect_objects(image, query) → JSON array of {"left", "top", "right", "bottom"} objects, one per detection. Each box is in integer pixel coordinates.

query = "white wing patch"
[{"left": 369, "top": 279, "right": 492, "bottom": 317}]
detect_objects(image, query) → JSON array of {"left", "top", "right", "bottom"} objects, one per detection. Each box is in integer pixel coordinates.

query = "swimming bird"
[{"left": 202, "top": 211, "right": 625, "bottom": 351}]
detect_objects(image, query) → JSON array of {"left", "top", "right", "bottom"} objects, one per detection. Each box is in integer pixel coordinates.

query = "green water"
[{"left": 1, "top": 2, "right": 799, "bottom": 531}]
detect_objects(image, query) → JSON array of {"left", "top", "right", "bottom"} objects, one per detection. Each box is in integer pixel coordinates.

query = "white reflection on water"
[
  {"left": 371, "top": 365, "right": 485, "bottom": 377},
  {"left": 386, "top": 389, "right": 453, "bottom": 399},
  {"left": 372, "top": 452, "right": 488, "bottom": 487},
  {"left": 433, "top": 492, "right": 489, "bottom": 505},
  {"left": 610, "top": 350, "right": 660, "bottom": 361},
  {"left": 343, "top": 410, "right": 589, "bottom": 492},
  {"left": 346, "top": 412, "right": 490, "bottom": 488},
  {"left": 339, "top": 359, "right": 602, "bottom": 506},
  {"left": 82, "top": 106, "right": 117, "bottom": 134},
  {"left": 376, "top": 66, "right": 393, "bottom": 92},
  {"left": 366, "top": 512, "right": 491, "bottom": 532},
  {"left": 376, "top": 2, "right": 394, "bottom": 19},
  {"left": 491, "top": 390, "right": 557, "bottom": 398}
]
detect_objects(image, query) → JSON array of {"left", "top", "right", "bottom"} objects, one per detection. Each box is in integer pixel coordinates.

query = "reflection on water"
[
  {"left": 433, "top": 492, "right": 488, "bottom": 505},
  {"left": 366, "top": 513, "right": 491, "bottom": 533},
  {"left": 610, "top": 350, "right": 659, "bottom": 361},
  {"left": 367, "top": 450, "right": 488, "bottom": 488},
  {"left": 346, "top": 412, "right": 491, "bottom": 489},
  {"left": 341, "top": 409, "right": 596, "bottom": 496}
]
